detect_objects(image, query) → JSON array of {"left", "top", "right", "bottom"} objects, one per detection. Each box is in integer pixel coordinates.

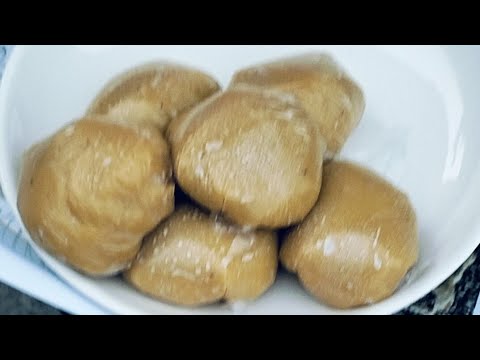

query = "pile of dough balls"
[{"left": 17, "top": 54, "right": 419, "bottom": 309}]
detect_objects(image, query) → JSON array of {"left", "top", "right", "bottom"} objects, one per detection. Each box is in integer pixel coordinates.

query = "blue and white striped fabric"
[{"left": 0, "top": 45, "right": 45, "bottom": 267}]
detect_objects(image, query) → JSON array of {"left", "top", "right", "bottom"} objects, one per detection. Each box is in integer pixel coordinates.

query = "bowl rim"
[{"left": 1, "top": 45, "right": 480, "bottom": 314}]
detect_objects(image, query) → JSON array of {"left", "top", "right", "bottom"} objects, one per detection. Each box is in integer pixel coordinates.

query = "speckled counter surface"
[
  {"left": 0, "top": 283, "right": 63, "bottom": 315},
  {"left": 399, "top": 246, "right": 480, "bottom": 315},
  {"left": 0, "top": 45, "right": 478, "bottom": 315}
]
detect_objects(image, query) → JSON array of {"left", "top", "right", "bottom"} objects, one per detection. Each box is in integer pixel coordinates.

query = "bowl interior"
[{"left": 1, "top": 45, "right": 480, "bottom": 314}]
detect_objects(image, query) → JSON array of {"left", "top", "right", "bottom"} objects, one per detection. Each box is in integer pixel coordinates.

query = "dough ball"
[
  {"left": 230, "top": 53, "right": 365, "bottom": 158},
  {"left": 88, "top": 62, "right": 220, "bottom": 131},
  {"left": 17, "top": 116, "right": 175, "bottom": 276},
  {"left": 125, "top": 206, "right": 278, "bottom": 306},
  {"left": 168, "top": 85, "right": 326, "bottom": 229},
  {"left": 280, "top": 161, "right": 419, "bottom": 309}
]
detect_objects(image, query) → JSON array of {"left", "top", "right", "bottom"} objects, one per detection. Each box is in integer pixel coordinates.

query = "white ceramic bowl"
[{"left": 1, "top": 45, "right": 479, "bottom": 315}]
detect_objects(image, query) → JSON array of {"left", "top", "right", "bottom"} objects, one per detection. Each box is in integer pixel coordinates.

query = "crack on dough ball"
[{"left": 125, "top": 206, "right": 278, "bottom": 307}]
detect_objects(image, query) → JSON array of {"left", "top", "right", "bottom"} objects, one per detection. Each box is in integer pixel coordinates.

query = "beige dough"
[
  {"left": 17, "top": 116, "right": 175, "bottom": 276},
  {"left": 230, "top": 53, "right": 365, "bottom": 158},
  {"left": 125, "top": 206, "right": 278, "bottom": 306},
  {"left": 280, "top": 161, "right": 419, "bottom": 309},
  {"left": 88, "top": 62, "right": 220, "bottom": 131}
]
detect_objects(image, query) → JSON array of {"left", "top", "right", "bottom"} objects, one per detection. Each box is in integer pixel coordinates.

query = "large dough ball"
[
  {"left": 168, "top": 86, "right": 326, "bottom": 229},
  {"left": 280, "top": 161, "right": 419, "bottom": 309},
  {"left": 125, "top": 206, "right": 278, "bottom": 306},
  {"left": 17, "top": 117, "right": 175, "bottom": 276},
  {"left": 230, "top": 53, "right": 365, "bottom": 158},
  {"left": 87, "top": 63, "right": 220, "bottom": 131}
]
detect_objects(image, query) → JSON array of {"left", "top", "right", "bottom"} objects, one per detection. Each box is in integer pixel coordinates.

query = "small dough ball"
[
  {"left": 17, "top": 117, "right": 175, "bottom": 276},
  {"left": 168, "top": 86, "right": 326, "bottom": 229},
  {"left": 280, "top": 161, "right": 419, "bottom": 309},
  {"left": 124, "top": 206, "right": 278, "bottom": 306},
  {"left": 230, "top": 53, "right": 365, "bottom": 158},
  {"left": 88, "top": 63, "right": 220, "bottom": 131}
]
